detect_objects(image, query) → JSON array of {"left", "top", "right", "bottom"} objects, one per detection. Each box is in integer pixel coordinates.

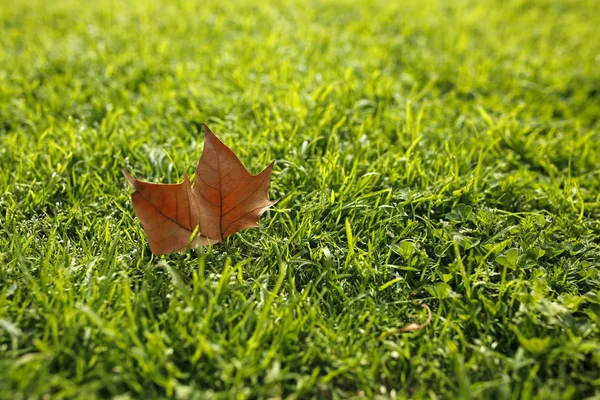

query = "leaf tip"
[
  {"left": 259, "top": 160, "right": 276, "bottom": 178},
  {"left": 122, "top": 169, "right": 137, "bottom": 187},
  {"left": 202, "top": 123, "right": 213, "bottom": 137}
]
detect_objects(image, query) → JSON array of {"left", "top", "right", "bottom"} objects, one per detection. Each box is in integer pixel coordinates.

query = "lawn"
[{"left": 1, "top": 0, "right": 600, "bottom": 398}]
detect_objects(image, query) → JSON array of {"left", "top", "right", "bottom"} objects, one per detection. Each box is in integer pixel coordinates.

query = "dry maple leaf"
[{"left": 123, "top": 124, "right": 277, "bottom": 255}]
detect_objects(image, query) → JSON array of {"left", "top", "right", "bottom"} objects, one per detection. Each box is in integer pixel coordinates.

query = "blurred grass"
[{"left": 1, "top": 0, "right": 600, "bottom": 398}]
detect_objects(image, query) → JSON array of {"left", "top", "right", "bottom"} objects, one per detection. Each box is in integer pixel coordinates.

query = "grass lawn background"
[{"left": 1, "top": 0, "right": 600, "bottom": 398}]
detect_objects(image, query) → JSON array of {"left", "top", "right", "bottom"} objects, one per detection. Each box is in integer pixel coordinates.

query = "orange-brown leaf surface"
[{"left": 124, "top": 124, "right": 277, "bottom": 255}]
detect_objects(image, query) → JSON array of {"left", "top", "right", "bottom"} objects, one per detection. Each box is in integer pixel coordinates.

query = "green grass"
[{"left": 1, "top": 0, "right": 600, "bottom": 398}]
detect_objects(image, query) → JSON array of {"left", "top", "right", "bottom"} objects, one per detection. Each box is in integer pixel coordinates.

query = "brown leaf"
[{"left": 124, "top": 124, "right": 277, "bottom": 255}]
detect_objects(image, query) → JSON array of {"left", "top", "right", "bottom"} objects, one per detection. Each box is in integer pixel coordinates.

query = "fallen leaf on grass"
[{"left": 124, "top": 124, "right": 277, "bottom": 255}]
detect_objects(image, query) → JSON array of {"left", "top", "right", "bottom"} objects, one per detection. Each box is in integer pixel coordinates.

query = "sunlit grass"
[{"left": 1, "top": 0, "right": 600, "bottom": 398}]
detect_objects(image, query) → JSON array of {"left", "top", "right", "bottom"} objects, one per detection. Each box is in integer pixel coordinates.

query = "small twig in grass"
[
  {"left": 397, "top": 304, "right": 432, "bottom": 333},
  {"left": 378, "top": 304, "right": 432, "bottom": 340}
]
